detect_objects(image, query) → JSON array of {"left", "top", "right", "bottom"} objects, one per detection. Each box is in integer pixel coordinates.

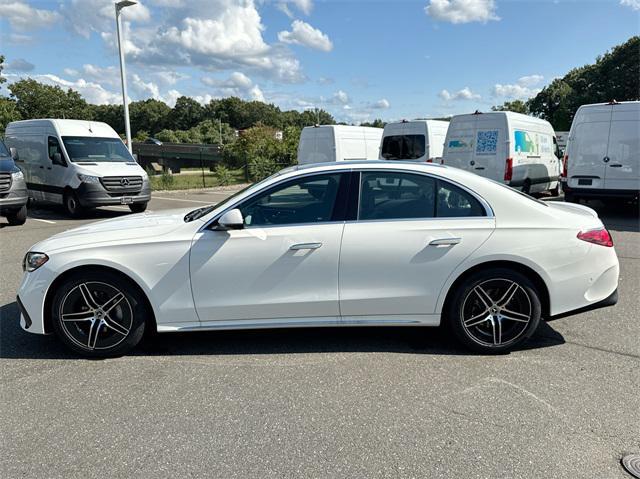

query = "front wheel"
[
  {"left": 63, "top": 191, "right": 84, "bottom": 218},
  {"left": 129, "top": 202, "right": 148, "bottom": 213},
  {"left": 446, "top": 268, "right": 541, "bottom": 354},
  {"left": 6, "top": 205, "right": 27, "bottom": 225},
  {"left": 50, "top": 270, "right": 148, "bottom": 357}
]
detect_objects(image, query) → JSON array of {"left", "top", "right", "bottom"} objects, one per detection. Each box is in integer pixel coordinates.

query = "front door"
[
  {"left": 339, "top": 170, "right": 495, "bottom": 319},
  {"left": 190, "top": 172, "right": 348, "bottom": 323}
]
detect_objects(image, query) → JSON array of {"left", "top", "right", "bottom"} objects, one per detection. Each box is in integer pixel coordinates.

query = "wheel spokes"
[
  {"left": 473, "top": 286, "right": 494, "bottom": 309},
  {"left": 78, "top": 283, "right": 99, "bottom": 310},
  {"left": 464, "top": 310, "right": 492, "bottom": 327},
  {"left": 497, "top": 282, "right": 519, "bottom": 308},
  {"left": 500, "top": 309, "right": 530, "bottom": 323},
  {"left": 102, "top": 315, "right": 129, "bottom": 336},
  {"left": 489, "top": 317, "right": 502, "bottom": 345},
  {"left": 61, "top": 310, "right": 94, "bottom": 322},
  {"left": 100, "top": 292, "right": 125, "bottom": 315},
  {"left": 87, "top": 319, "right": 101, "bottom": 349}
]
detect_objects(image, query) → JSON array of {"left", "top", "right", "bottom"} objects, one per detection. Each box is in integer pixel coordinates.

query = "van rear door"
[
  {"left": 567, "top": 105, "right": 612, "bottom": 190},
  {"left": 603, "top": 103, "right": 640, "bottom": 191},
  {"left": 470, "top": 116, "right": 504, "bottom": 181}
]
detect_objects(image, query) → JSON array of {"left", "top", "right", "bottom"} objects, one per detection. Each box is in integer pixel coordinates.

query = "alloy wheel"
[
  {"left": 460, "top": 278, "right": 532, "bottom": 347},
  {"left": 59, "top": 282, "right": 133, "bottom": 350}
]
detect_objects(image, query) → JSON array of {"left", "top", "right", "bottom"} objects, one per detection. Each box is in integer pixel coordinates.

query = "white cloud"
[
  {"left": 13, "top": 73, "right": 122, "bottom": 105},
  {"left": 492, "top": 75, "right": 545, "bottom": 100},
  {"left": 621, "top": 0, "right": 640, "bottom": 10},
  {"left": 278, "top": 20, "right": 333, "bottom": 52},
  {"left": 439, "top": 87, "right": 481, "bottom": 101},
  {"left": 6, "top": 58, "right": 35, "bottom": 72},
  {"left": 277, "top": 0, "right": 314, "bottom": 17},
  {"left": 0, "top": 1, "right": 61, "bottom": 32},
  {"left": 333, "top": 90, "right": 350, "bottom": 104},
  {"left": 201, "top": 72, "right": 265, "bottom": 102},
  {"left": 62, "top": 0, "right": 151, "bottom": 39},
  {"left": 372, "top": 98, "right": 390, "bottom": 109},
  {"left": 425, "top": 0, "right": 500, "bottom": 24},
  {"left": 152, "top": 71, "right": 190, "bottom": 86}
]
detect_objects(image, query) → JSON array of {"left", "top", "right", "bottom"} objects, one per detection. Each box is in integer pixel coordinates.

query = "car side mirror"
[
  {"left": 9, "top": 147, "right": 19, "bottom": 161},
  {"left": 52, "top": 152, "right": 65, "bottom": 166},
  {"left": 217, "top": 209, "right": 244, "bottom": 230}
]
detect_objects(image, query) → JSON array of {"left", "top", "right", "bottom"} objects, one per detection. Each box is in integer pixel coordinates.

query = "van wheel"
[
  {"left": 564, "top": 192, "right": 579, "bottom": 203},
  {"left": 550, "top": 183, "right": 560, "bottom": 197},
  {"left": 522, "top": 180, "right": 532, "bottom": 195},
  {"left": 64, "top": 191, "right": 84, "bottom": 218},
  {"left": 129, "top": 202, "right": 148, "bottom": 213},
  {"left": 6, "top": 205, "right": 27, "bottom": 225}
]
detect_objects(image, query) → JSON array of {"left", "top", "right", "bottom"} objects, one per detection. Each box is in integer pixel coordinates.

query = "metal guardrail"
[{"left": 132, "top": 142, "right": 222, "bottom": 173}]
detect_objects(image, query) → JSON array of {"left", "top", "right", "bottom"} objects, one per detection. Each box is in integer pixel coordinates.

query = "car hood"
[
  {"left": 73, "top": 161, "right": 146, "bottom": 177},
  {"left": 33, "top": 208, "right": 194, "bottom": 253}
]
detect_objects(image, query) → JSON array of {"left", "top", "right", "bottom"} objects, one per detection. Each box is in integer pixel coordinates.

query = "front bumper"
[
  {"left": 76, "top": 181, "right": 151, "bottom": 207},
  {"left": 0, "top": 186, "right": 28, "bottom": 211}
]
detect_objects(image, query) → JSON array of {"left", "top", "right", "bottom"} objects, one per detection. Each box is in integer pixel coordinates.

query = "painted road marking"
[
  {"left": 152, "top": 196, "right": 213, "bottom": 204},
  {"left": 31, "top": 218, "right": 57, "bottom": 224}
]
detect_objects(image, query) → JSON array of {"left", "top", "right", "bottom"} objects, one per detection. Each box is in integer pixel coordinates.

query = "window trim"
[
  {"left": 204, "top": 170, "right": 351, "bottom": 230},
  {"left": 47, "top": 136, "right": 67, "bottom": 166},
  {"left": 351, "top": 168, "right": 494, "bottom": 221}
]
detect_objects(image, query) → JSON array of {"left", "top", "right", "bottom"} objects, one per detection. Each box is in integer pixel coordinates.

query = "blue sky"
[{"left": 1, "top": 0, "right": 638, "bottom": 124}]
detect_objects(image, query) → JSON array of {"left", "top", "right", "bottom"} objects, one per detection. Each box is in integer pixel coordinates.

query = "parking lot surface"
[{"left": 1, "top": 189, "right": 639, "bottom": 479}]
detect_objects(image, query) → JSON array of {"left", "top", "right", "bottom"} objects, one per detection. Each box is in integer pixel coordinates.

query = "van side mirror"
[
  {"left": 52, "top": 152, "right": 65, "bottom": 166},
  {"left": 216, "top": 209, "right": 244, "bottom": 230},
  {"left": 9, "top": 147, "right": 19, "bottom": 161}
]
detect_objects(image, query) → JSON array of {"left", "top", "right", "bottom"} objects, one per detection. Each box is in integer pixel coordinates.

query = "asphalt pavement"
[{"left": 1, "top": 189, "right": 638, "bottom": 479}]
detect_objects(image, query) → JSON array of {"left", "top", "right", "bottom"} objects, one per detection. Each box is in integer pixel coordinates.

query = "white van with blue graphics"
[{"left": 442, "top": 111, "right": 562, "bottom": 195}]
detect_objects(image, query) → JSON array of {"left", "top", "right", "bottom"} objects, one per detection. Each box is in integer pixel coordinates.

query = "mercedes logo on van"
[
  {"left": 470, "top": 160, "right": 475, "bottom": 166},
  {"left": 120, "top": 178, "right": 130, "bottom": 187}
]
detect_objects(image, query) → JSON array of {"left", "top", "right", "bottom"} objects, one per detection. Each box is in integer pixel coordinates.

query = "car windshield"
[
  {"left": 0, "top": 141, "right": 10, "bottom": 158},
  {"left": 61, "top": 136, "right": 134, "bottom": 162}
]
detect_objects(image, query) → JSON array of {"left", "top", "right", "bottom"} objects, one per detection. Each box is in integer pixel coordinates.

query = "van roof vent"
[
  {"left": 473, "top": 110, "right": 482, "bottom": 115},
  {"left": 401, "top": 119, "right": 408, "bottom": 123},
  {"left": 607, "top": 99, "right": 620, "bottom": 105}
]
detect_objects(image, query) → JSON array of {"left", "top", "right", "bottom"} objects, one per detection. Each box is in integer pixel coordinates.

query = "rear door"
[
  {"left": 471, "top": 117, "right": 504, "bottom": 181},
  {"left": 339, "top": 170, "right": 494, "bottom": 319},
  {"left": 604, "top": 103, "right": 640, "bottom": 191},
  {"left": 567, "top": 105, "right": 612, "bottom": 190}
]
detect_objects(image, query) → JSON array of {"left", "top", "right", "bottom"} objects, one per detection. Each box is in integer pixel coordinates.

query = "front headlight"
[
  {"left": 23, "top": 252, "right": 49, "bottom": 272},
  {"left": 77, "top": 174, "right": 100, "bottom": 184},
  {"left": 11, "top": 170, "right": 24, "bottom": 181}
]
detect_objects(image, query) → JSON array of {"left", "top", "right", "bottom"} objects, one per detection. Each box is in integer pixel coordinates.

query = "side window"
[
  {"left": 359, "top": 172, "right": 435, "bottom": 220},
  {"left": 381, "top": 135, "right": 426, "bottom": 160},
  {"left": 48, "top": 136, "right": 62, "bottom": 161},
  {"left": 436, "top": 181, "right": 485, "bottom": 217},
  {"left": 239, "top": 173, "right": 343, "bottom": 227}
]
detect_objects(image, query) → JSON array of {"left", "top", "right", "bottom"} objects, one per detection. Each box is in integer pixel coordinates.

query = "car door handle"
[
  {"left": 609, "top": 164, "right": 623, "bottom": 168},
  {"left": 290, "top": 242, "right": 323, "bottom": 250},
  {"left": 474, "top": 167, "right": 485, "bottom": 170},
  {"left": 429, "top": 237, "right": 461, "bottom": 246}
]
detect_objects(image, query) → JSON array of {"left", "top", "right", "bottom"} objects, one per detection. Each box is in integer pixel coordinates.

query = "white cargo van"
[
  {"left": 297, "top": 125, "right": 382, "bottom": 165},
  {"left": 380, "top": 119, "right": 449, "bottom": 162},
  {"left": 562, "top": 101, "right": 639, "bottom": 203},
  {"left": 4, "top": 119, "right": 150, "bottom": 217},
  {"left": 442, "top": 111, "right": 561, "bottom": 195}
]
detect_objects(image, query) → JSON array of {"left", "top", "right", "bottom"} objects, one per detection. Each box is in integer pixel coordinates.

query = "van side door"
[{"left": 44, "top": 136, "right": 67, "bottom": 203}]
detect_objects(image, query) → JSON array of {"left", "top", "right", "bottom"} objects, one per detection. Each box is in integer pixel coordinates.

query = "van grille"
[
  {"left": 100, "top": 176, "right": 143, "bottom": 193},
  {"left": 0, "top": 173, "right": 11, "bottom": 193}
]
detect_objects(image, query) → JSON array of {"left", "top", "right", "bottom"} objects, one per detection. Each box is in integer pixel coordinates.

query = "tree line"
[{"left": 492, "top": 36, "right": 639, "bottom": 130}]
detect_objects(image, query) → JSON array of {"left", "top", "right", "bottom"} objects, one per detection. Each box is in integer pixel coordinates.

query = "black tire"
[
  {"left": 564, "top": 192, "right": 579, "bottom": 203},
  {"left": 50, "top": 269, "right": 149, "bottom": 358},
  {"left": 446, "top": 268, "right": 542, "bottom": 354},
  {"left": 129, "top": 202, "right": 148, "bottom": 213},
  {"left": 6, "top": 205, "right": 27, "bottom": 225},
  {"left": 522, "top": 180, "right": 532, "bottom": 195},
  {"left": 549, "top": 183, "right": 560, "bottom": 197},
  {"left": 63, "top": 191, "right": 84, "bottom": 218}
]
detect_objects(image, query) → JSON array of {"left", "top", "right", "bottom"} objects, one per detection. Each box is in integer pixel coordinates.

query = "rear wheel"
[
  {"left": 522, "top": 180, "right": 532, "bottom": 195},
  {"left": 446, "top": 268, "right": 541, "bottom": 354},
  {"left": 564, "top": 192, "right": 579, "bottom": 203},
  {"left": 6, "top": 205, "right": 27, "bottom": 225},
  {"left": 549, "top": 182, "right": 560, "bottom": 197},
  {"left": 63, "top": 191, "right": 84, "bottom": 218},
  {"left": 129, "top": 202, "right": 148, "bottom": 213},
  {"left": 50, "top": 270, "right": 148, "bottom": 357}
]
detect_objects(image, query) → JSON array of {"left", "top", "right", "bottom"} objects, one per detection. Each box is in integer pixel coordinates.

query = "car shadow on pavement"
[
  {"left": 26, "top": 204, "right": 131, "bottom": 222},
  {"left": 0, "top": 301, "right": 565, "bottom": 360},
  {"left": 588, "top": 201, "right": 639, "bottom": 233}
]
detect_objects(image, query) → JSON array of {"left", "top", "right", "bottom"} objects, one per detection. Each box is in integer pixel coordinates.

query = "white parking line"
[
  {"left": 105, "top": 206, "right": 131, "bottom": 211},
  {"left": 152, "top": 196, "right": 213, "bottom": 204},
  {"left": 31, "top": 218, "right": 57, "bottom": 224}
]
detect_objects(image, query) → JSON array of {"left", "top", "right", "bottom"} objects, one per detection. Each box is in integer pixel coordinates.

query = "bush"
[
  {"left": 215, "top": 164, "right": 233, "bottom": 186},
  {"left": 159, "top": 169, "right": 175, "bottom": 189},
  {"left": 248, "top": 156, "right": 279, "bottom": 182}
]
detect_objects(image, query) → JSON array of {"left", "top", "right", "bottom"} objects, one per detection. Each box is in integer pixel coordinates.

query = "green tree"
[
  {"left": 90, "top": 103, "right": 124, "bottom": 133},
  {"left": 154, "top": 129, "right": 179, "bottom": 143},
  {"left": 129, "top": 99, "right": 171, "bottom": 136},
  {"left": 9, "top": 78, "right": 92, "bottom": 120},
  {"left": 168, "top": 96, "right": 204, "bottom": 130},
  {"left": 0, "top": 55, "right": 6, "bottom": 86},
  {"left": 491, "top": 100, "right": 528, "bottom": 114},
  {"left": 0, "top": 97, "right": 22, "bottom": 134},
  {"left": 361, "top": 119, "right": 385, "bottom": 128}
]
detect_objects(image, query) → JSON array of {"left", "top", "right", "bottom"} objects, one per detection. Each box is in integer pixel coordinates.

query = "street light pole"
[{"left": 115, "top": 0, "right": 137, "bottom": 154}]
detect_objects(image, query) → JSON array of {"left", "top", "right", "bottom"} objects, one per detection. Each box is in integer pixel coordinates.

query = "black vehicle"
[{"left": 0, "top": 141, "right": 28, "bottom": 225}]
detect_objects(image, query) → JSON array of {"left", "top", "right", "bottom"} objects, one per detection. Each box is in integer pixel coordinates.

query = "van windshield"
[
  {"left": 0, "top": 141, "right": 10, "bottom": 158},
  {"left": 62, "top": 136, "right": 134, "bottom": 162},
  {"left": 381, "top": 135, "right": 426, "bottom": 160}
]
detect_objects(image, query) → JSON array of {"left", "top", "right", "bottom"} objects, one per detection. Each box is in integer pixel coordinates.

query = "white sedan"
[{"left": 17, "top": 161, "right": 619, "bottom": 356}]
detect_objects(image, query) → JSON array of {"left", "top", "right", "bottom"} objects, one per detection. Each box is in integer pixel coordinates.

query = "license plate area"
[
  {"left": 578, "top": 179, "right": 592, "bottom": 186},
  {"left": 120, "top": 196, "right": 133, "bottom": 204}
]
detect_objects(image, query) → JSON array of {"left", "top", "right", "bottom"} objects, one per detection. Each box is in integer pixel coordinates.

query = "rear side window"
[
  {"left": 358, "top": 171, "right": 486, "bottom": 220},
  {"left": 381, "top": 135, "right": 426, "bottom": 160}
]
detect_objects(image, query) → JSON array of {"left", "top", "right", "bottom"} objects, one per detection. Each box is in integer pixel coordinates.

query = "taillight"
[
  {"left": 426, "top": 158, "right": 433, "bottom": 163},
  {"left": 504, "top": 158, "right": 513, "bottom": 182},
  {"left": 577, "top": 228, "right": 613, "bottom": 247},
  {"left": 562, "top": 154, "right": 568, "bottom": 178}
]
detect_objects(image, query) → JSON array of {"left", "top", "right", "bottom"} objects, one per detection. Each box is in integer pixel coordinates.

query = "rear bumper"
[
  {"left": 550, "top": 288, "right": 618, "bottom": 320},
  {"left": 77, "top": 181, "right": 151, "bottom": 207},
  {"left": 563, "top": 184, "right": 639, "bottom": 199}
]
